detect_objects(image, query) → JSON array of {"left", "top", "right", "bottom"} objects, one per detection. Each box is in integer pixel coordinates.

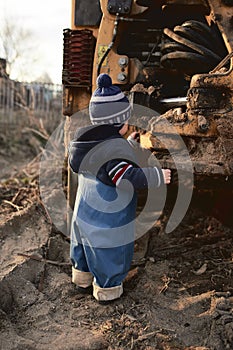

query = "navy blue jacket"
[{"left": 68, "top": 124, "right": 163, "bottom": 189}]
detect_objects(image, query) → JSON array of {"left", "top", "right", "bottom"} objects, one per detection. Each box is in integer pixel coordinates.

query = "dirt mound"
[{"left": 0, "top": 200, "right": 232, "bottom": 350}]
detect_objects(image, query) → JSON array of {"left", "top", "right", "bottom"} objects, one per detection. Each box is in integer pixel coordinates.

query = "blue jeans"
[
  {"left": 70, "top": 238, "right": 134, "bottom": 288},
  {"left": 70, "top": 174, "right": 136, "bottom": 288}
]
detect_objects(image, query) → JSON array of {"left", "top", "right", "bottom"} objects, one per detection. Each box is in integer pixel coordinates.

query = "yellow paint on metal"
[{"left": 98, "top": 45, "right": 108, "bottom": 66}]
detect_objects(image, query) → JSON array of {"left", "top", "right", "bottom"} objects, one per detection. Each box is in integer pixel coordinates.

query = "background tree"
[
  {"left": 0, "top": 16, "right": 46, "bottom": 82},
  {"left": 36, "top": 71, "right": 53, "bottom": 84}
]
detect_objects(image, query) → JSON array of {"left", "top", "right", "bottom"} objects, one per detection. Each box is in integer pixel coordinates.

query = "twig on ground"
[
  {"left": 23, "top": 127, "right": 49, "bottom": 141},
  {"left": 131, "top": 331, "right": 157, "bottom": 347},
  {"left": 26, "top": 152, "right": 42, "bottom": 168},
  {"left": 17, "top": 253, "right": 70, "bottom": 266},
  {"left": 11, "top": 190, "right": 21, "bottom": 203},
  {"left": 3, "top": 199, "right": 23, "bottom": 211},
  {"left": 159, "top": 276, "right": 172, "bottom": 294}
]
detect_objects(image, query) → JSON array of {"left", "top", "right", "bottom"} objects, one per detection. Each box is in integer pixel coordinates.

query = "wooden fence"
[{"left": 0, "top": 77, "right": 63, "bottom": 132}]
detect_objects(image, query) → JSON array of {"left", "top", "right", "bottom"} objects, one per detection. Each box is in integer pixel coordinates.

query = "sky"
[{"left": 0, "top": 0, "right": 71, "bottom": 84}]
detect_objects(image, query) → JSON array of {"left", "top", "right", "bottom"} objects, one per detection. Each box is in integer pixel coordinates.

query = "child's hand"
[
  {"left": 129, "top": 131, "right": 140, "bottom": 142},
  {"left": 162, "top": 169, "right": 171, "bottom": 184}
]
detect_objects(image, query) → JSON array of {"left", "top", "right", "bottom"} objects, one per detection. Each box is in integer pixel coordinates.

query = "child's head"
[{"left": 89, "top": 74, "right": 131, "bottom": 127}]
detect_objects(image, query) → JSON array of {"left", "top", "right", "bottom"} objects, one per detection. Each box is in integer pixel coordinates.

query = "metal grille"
[{"left": 62, "top": 29, "right": 95, "bottom": 87}]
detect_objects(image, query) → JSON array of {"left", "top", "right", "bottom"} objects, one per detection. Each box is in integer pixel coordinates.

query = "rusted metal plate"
[{"left": 62, "top": 29, "right": 95, "bottom": 87}]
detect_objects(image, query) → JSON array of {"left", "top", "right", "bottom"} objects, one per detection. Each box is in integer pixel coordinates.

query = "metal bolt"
[
  {"left": 118, "top": 57, "right": 128, "bottom": 67},
  {"left": 117, "top": 73, "right": 127, "bottom": 82},
  {"left": 197, "top": 115, "right": 209, "bottom": 132}
]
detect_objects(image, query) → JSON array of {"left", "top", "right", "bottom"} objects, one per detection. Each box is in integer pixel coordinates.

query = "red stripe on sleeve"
[{"left": 112, "top": 164, "right": 131, "bottom": 184}]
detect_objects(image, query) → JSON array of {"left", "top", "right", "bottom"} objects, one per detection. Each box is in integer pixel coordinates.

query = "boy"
[{"left": 68, "top": 73, "right": 171, "bottom": 303}]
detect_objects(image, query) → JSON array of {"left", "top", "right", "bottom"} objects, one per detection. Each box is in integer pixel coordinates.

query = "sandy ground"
[{"left": 0, "top": 132, "right": 233, "bottom": 350}]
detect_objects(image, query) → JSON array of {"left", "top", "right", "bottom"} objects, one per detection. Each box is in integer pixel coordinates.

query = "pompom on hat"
[{"left": 89, "top": 73, "right": 131, "bottom": 125}]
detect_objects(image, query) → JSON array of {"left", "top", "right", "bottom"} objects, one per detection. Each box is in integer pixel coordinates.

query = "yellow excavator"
[{"left": 62, "top": 0, "right": 233, "bottom": 249}]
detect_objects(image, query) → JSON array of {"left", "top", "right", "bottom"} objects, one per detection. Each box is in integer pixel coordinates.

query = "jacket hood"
[{"left": 68, "top": 124, "right": 125, "bottom": 174}]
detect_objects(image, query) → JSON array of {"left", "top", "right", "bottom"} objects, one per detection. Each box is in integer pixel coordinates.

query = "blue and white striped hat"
[{"left": 89, "top": 74, "right": 131, "bottom": 125}]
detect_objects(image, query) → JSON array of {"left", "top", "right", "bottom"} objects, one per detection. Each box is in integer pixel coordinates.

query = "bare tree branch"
[{"left": 0, "top": 16, "right": 41, "bottom": 81}]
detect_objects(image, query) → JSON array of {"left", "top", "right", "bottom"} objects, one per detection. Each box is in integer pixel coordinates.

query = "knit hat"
[{"left": 89, "top": 74, "right": 131, "bottom": 125}]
